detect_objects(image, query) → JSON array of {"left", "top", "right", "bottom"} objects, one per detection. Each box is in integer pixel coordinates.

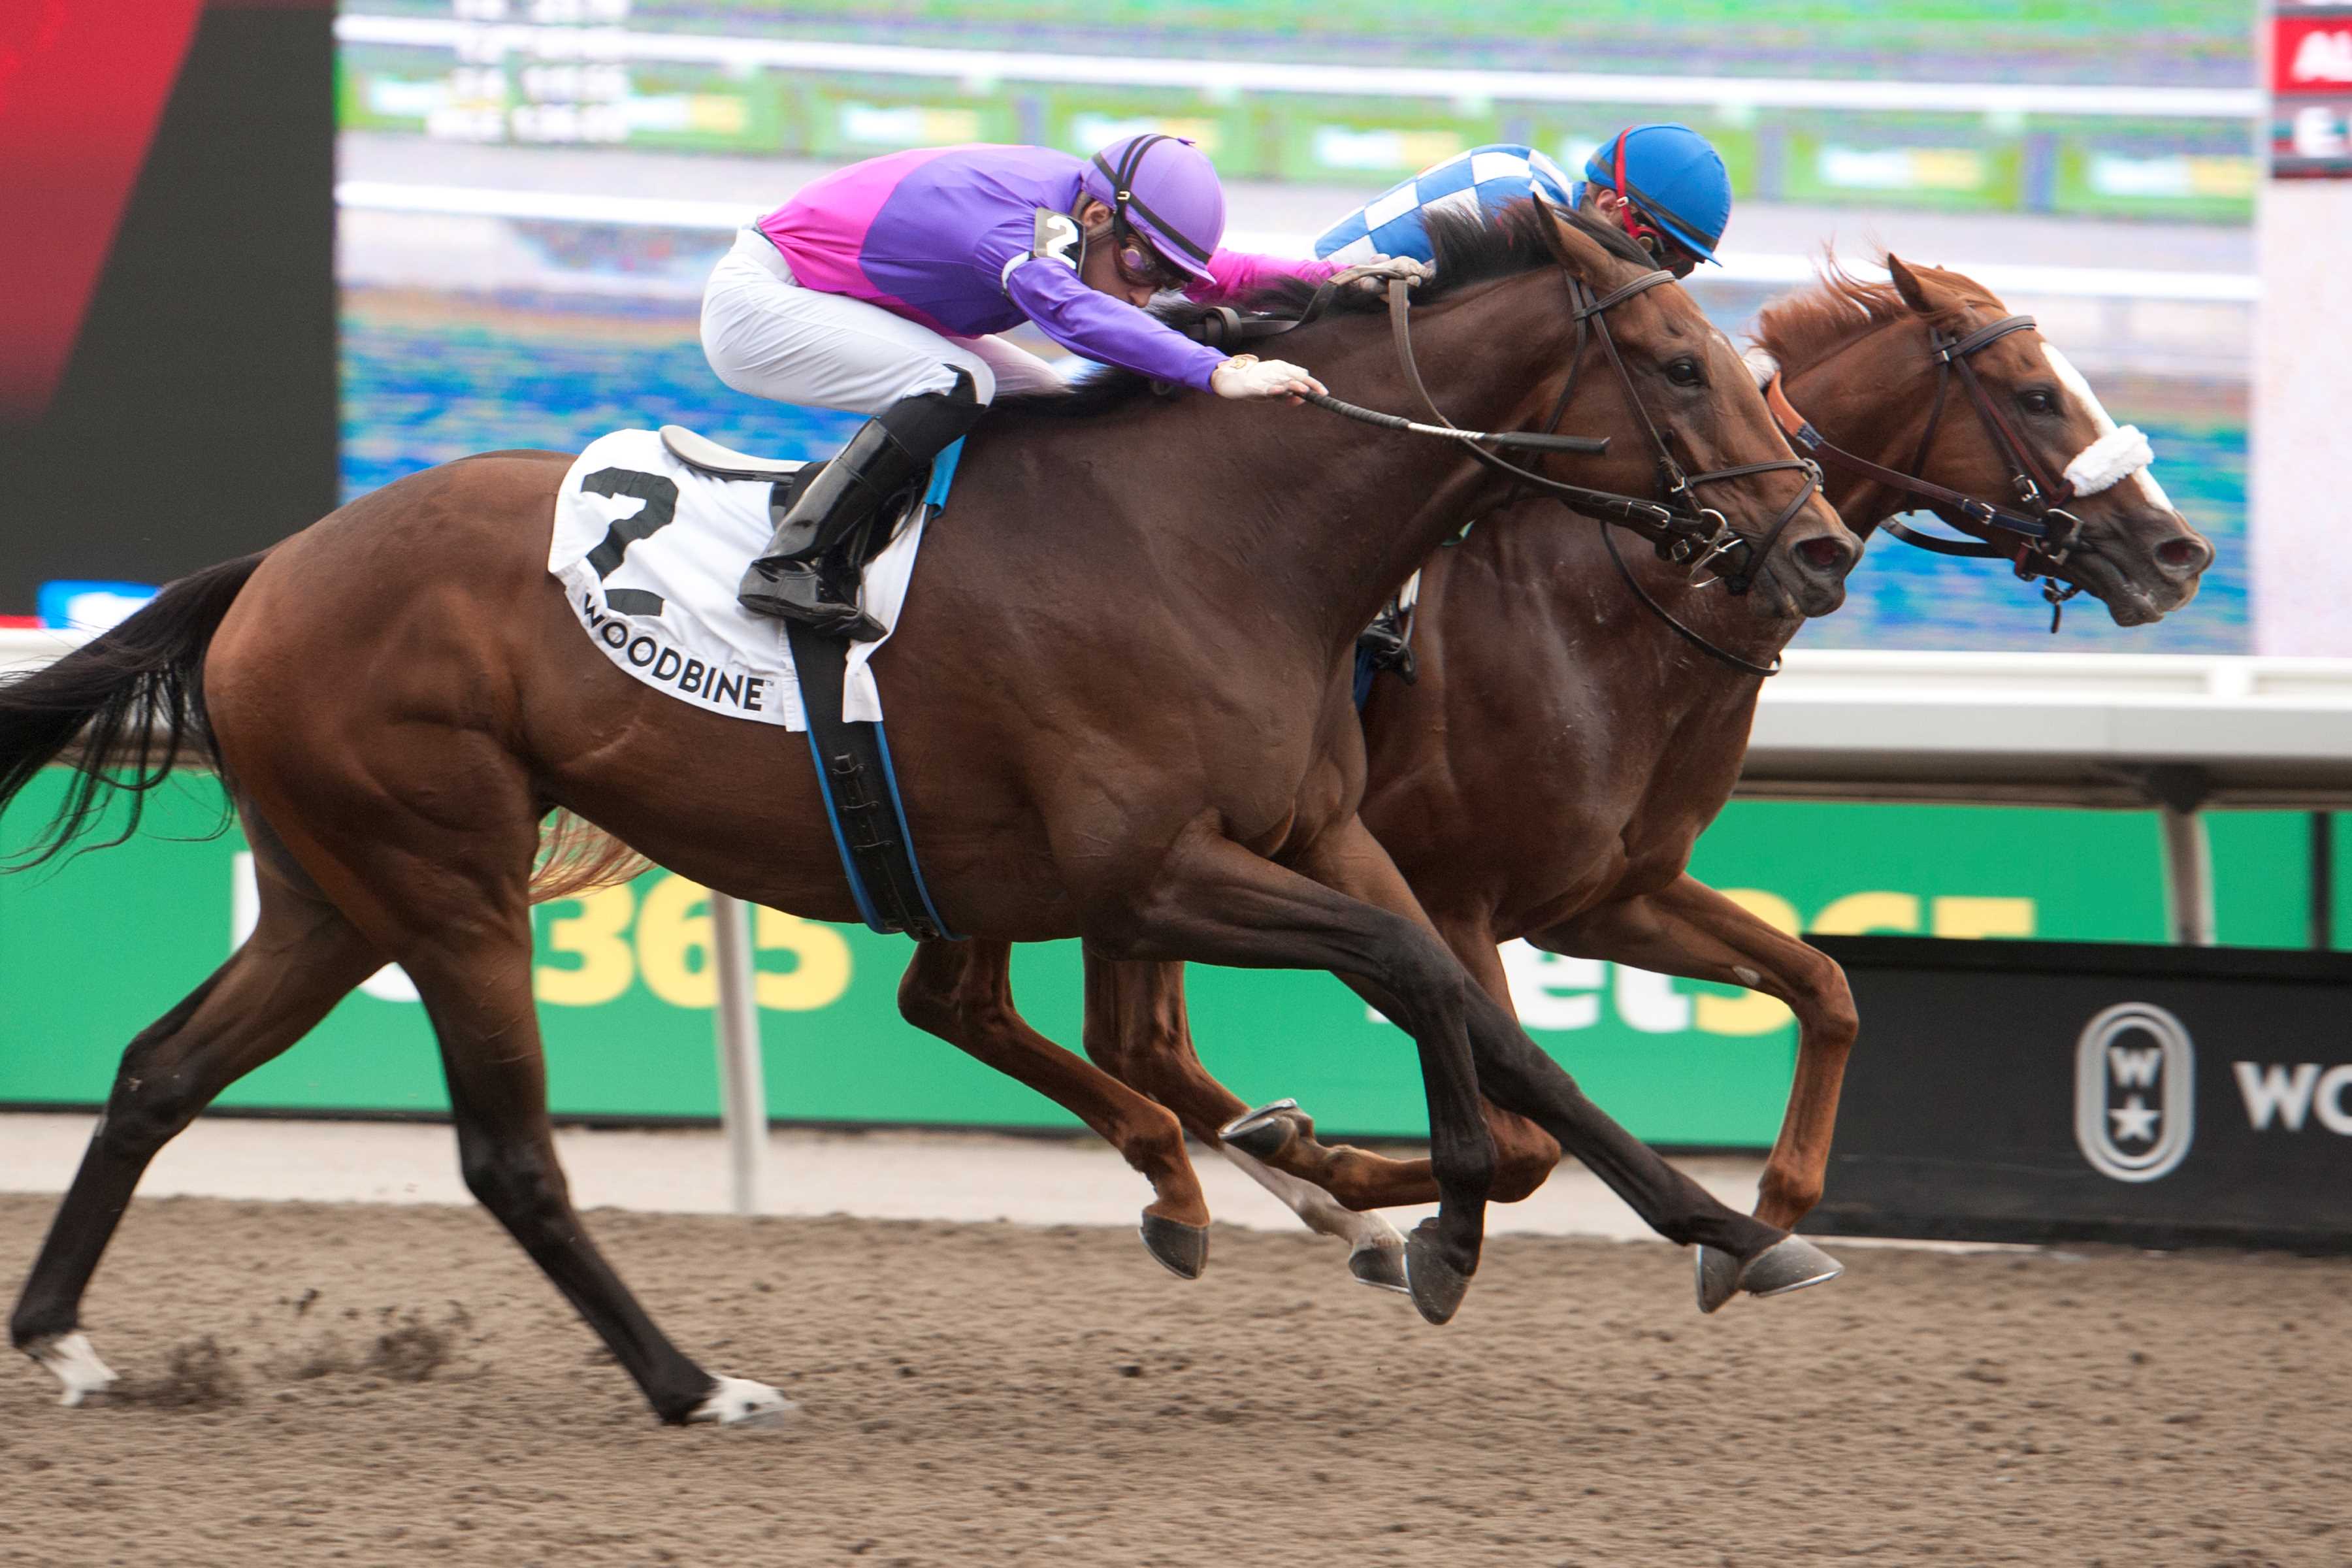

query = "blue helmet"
[{"left": 1583, "top": 123, "right": 1731, "bottom": 266}]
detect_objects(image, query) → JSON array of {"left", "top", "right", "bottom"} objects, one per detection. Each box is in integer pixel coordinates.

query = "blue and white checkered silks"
[{"left": 1313, "top": 144, "right": 1580, "bottom": 267}]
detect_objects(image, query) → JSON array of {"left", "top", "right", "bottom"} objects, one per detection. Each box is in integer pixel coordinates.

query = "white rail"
[
  {"left": 335, "top": 14, "right": 2262, "bottom": 120},
  {"left": 1746, "top": 651, "right": 2352, "bottom": 809}
]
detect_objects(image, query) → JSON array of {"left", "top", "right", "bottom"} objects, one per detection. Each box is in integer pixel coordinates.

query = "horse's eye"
[
  {"left": 1665, "top": 357, "right": 1704, "bottom": 387},
  {"left": 2018, "top": 389, "right": 2059, "bottom": 416}
]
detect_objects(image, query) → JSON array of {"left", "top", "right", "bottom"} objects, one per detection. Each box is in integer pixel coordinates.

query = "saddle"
[{"left": 659, "top": 425, "right": 808, "bottom": 482}]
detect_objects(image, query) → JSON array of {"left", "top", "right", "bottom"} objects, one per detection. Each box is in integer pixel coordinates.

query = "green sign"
[{"left": 0, "top": 772, "right": 2329, "bottom": 1146}]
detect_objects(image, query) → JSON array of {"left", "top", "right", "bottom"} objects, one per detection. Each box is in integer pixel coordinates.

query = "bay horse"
[
  {"left": 5, "top": 205, "right": 1858, "bottom": 1423},
  {"left": 892, "top": 255, "right": 2213, "bottom": 1300}
]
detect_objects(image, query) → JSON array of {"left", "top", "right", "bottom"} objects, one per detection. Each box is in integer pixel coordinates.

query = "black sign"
[
  {"left": 0, "top": 4, "right": 337, "bottom": 610},
  {"left": 1801, "top": 936, "right": 2352, "bottom": 1251}
]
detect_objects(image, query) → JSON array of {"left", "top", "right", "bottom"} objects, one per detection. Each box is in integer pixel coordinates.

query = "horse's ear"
[
  {"left": 1887, "top": 255, "right": 1956, "bottom": 317},
  {"left": 1534, "top": 191, "right": 1609, "bottom": 282}
]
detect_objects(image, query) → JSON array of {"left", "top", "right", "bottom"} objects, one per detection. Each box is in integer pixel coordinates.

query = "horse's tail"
[
  {"left": 0, "top": 551, "right": 267, "bottom": 869},
  {"left": 530, "top": 810, "right": 653, "bottom": 906}
]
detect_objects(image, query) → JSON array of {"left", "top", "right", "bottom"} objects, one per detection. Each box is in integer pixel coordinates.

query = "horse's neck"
[
  {"left": 1779, "top": 325, "right": 1933, "bottom": 531},
  {"left": 1039, "top": 282, "right": 1573, "bottom": 655},
  {"left": 1445, "top": 519, "right": 1792, "bottom": 705},
  {"left": 1425, "top": 462, "right": 1804, "bottom": 711}
]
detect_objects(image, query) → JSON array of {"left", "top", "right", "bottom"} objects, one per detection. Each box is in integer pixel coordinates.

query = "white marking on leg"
[
  {"left": 25, "top": 1331, "right": 118, "bottom": 1408},
  {"left": 689, "top": 1374, "right": 797, "bottom": 1427},
  {"left": 2040, "top": 343, "right": 2174, "bottom": 511},
  {"left": 1732, "top": 965, "right": 1763, "bottom": 988},
  {"left": 1216, "top": 1143, "right": 1405, "bottom": 1254}
]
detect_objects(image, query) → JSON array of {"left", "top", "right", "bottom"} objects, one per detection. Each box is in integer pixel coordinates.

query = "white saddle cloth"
[{"left": 547, "top": 429, "right": 929, "bottom": 730}]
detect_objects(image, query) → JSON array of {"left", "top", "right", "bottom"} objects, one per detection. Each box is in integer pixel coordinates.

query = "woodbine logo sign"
[
  {"left": 2074, "top": 1000, "right": 2352, "bottom": 1184},
  {"left": 2073, "top": 1002, "right": 2195, "bottom": 1183}
]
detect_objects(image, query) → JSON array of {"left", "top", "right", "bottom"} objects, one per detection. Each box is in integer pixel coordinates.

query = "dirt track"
[{"left": 3, "top": 1193, "right": 2346, "bottom": 1567}]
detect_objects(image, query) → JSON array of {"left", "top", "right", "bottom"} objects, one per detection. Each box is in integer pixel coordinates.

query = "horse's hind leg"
[
  {"left": 240, "top": 745, "right": 786, "bottom": 1427},
  {"left": 10, "top": 816, "right": 384, "bottom": 1403},
  {"left": 897, "top": 938, "right": 1214, "bottom": 1279}
]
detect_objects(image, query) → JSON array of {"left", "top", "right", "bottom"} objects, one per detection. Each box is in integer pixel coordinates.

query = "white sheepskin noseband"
[
  {"left": 2063, "top": 424, "right": 2155, "bottom": 497},
  {"left": 1742, "top": 346, "right": 1779, "bottom": 391}
]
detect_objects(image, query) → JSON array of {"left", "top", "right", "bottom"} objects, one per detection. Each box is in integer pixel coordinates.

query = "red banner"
[
  {"left": 0, "top": 0, "right": 204, "bottom": 420},
  {"left": 2276, "top": 12, "right": 2352, "bottom": 95}
]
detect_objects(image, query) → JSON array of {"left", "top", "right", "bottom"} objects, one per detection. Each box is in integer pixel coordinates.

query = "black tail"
[{"left": 0, "top": 552, "right": 267, "bottom": 869}]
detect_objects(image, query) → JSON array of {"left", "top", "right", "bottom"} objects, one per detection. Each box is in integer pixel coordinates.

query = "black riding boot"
[
  {"left": 1355, "top": 598, "right": 1418, "bottom": 683},
  {"left": 738, "top": 370, "right": 985, "bottom": 639}
]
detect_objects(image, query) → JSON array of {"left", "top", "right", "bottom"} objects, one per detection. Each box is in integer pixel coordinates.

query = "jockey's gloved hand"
[
  {"left": 1329, "top": 255, "right": 1433, "bottom": 295},
  {"left": 1211, "top": 355, "right": 1328, "bottom": 402}
]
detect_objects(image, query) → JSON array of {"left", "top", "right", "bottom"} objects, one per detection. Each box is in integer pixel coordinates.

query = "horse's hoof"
[
  {"left": 23, "top": 1331, "right": 118, "bottom": 1409},
  {"left": 1402, "top": 1224, "right": 1471, "bottom": 1326},
  {"left": 1347, "top": 1241, "right": 1411, "bottom": 1295},
  {"left": 1139, "top": 1213, "right": 1209, "bottom": 1281},
  {"left": 688, "top": 1375, "right": 798, "bottom": 1428},
  {"left": 1218, "top": 1098, "right": 1303, "bottom": 1160},
  {"left": 1694, "top": 1245, "right": 1742, "bottom": 1315},
  {"left": 1740, "top": 1235, "right": 1844, "bottom": 1299}
]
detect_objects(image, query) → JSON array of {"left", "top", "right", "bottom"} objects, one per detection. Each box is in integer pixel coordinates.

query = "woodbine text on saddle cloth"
[{"left": 548, "top": 429, "right": 927, "bottom": 730}]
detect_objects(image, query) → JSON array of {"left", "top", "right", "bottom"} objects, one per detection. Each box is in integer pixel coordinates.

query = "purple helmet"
[{"left": 1081, "top": 133, "right": 1226, "bottom": 285}]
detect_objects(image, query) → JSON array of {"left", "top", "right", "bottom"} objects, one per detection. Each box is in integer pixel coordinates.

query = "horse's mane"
[
  {"left": 1751, "top": 253, "right": 1997, "bottom": 371},
  {"left": 988, "top": 199, "right": 1650, "bottom": 423}
]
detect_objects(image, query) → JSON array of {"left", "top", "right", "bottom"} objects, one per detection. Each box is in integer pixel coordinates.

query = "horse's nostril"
[
  {"left": 2155, "top": 536, "right": 2209, "bottom": 572},
  {"left": 1795, "top": 536, "right": 1851, "bottom": 575}
]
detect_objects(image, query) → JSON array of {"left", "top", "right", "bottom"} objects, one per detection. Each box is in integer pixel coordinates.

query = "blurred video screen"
[{"left": 324, "top": 0, "right": 2251, "bottom": 653}]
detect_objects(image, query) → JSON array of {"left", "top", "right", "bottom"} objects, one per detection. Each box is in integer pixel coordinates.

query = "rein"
[
  {"left": 1372, "top": 268, "right": 1826, "bottom": 676},
  {"left": 1188, "top": 294, "right": 1614, "bottom": 459},
  {"left": 1200, "top": 266, "right": 1825, "bottom": 680},
  {"left": 1765, "top": 312, "right": 2085, "bottom": 629},
  {"left": 1555, "top": 270, "right": 1823, "bottom": 600}
]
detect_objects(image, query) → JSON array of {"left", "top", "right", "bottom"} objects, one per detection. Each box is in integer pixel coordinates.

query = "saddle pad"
[{"left": 547, "top": 428, "right": 938, "bottom": 730}]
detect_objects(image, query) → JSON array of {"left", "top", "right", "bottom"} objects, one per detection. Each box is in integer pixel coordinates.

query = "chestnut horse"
[
  {"left": 893, "top": 255, "right": 2213, "bottom": 1302},
  {"left": 5, "top": 206, "right": 1857, "bottom": 1424}
]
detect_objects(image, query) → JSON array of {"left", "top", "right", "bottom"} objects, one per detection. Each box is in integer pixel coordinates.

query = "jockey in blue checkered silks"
[
  {"left": 1314, "top": 125, "right": 1731, "bottom": 677},
  {"left": 1315, "top": 124, "right": 1733, "bottom": 280}
]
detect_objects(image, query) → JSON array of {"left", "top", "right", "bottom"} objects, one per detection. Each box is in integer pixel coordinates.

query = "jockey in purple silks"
[{"left": 706, "top": 133, "right": 1423, "bottom": 638}]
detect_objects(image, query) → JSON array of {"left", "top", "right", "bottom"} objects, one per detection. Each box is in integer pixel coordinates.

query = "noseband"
[{"left": 1765, "top": 313, "right": 2085, "bottom": 626}]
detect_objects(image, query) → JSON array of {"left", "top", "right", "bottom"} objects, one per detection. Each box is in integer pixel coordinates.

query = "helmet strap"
[{"left": 1608, "top": 131, "right": 1664, "bottom": 255}]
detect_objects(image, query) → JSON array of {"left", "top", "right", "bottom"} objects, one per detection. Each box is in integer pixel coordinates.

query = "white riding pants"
[{"left": 700, "top": 229, "right": 1066, "bottom": 415}]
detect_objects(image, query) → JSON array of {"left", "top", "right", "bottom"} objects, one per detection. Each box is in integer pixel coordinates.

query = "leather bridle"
[
  {"left": 1764, "top": 312, "right": 2085, "bottom": 624},
  {"left": 1495, "top": 267, "right": 1826, "bottom": 678},
  {"left": 1193, "top": 259, "right": 1828, "bottom": 678}
]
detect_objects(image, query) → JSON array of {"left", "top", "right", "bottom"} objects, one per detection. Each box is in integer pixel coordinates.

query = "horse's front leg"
[
  {"left": 1078, "top": 955, "right": 1410, "bottom": 1289},
  {"left": 1086, "top": 817, "right": 1499, "bottom": 1324},
  {"left": 1217, "top": 917, "right": 1563, "bottom": 1210},
  {"left": 1273, "top": 820, "right": 1799, "bottom": 1320},
  {"left": 896, "top": 938, "right": 1214, "bottom": 1279},
  {"left": 1530, "top": 873, "right": 1858, "bottom": 1311}
]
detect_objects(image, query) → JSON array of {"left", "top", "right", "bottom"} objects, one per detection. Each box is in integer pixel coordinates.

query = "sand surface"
[{"left": 4, "top": 1194, "right": 2346, "bottom": 1567}]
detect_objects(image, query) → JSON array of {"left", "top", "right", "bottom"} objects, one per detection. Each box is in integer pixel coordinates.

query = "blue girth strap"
[{"left": 784, "top": 440, "right": 964, "bottom": 940}]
